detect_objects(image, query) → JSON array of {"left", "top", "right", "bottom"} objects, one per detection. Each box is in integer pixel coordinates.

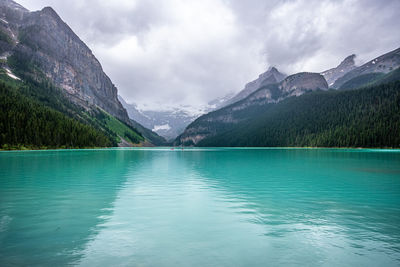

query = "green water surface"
[{"left": 0, "top": 148, "right": 399, "bottom": 266}]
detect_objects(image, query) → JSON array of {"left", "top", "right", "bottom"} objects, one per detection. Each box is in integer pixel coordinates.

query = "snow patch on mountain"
[
  {"left": 4, "top": 68, "right": 20, "bottom": 80},
  {"left": 153, "top": 124, "right": 171, "bottom": 131}
]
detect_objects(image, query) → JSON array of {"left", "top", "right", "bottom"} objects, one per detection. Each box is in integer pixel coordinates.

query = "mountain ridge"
[
  {"left": 177, "top": 72, "right": 328, "bottom": 145},
  {"left": 196, "top": 80, "right": 400, "bottom": 148},
  {"left": 332, "top": 47, "right": 400, "bottom": 89},
  {"left": 223, "top": 66, "right": 286, "bottom": 107},
  {"left": 321, "top": 54, "right": 357, "bottom": 86},
  {"left": 176, "top": 47, "right": 400, "bottom": 147}
]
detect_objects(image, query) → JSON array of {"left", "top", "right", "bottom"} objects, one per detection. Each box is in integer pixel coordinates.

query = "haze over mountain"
[
  {"left": 17, "top": 0, "right": 400, "bottom": 110},
  {"left": 119, "top": 92, "right": 238, "bottom": 140},
  {"left": 119, "top": 96, "right": 203, "bottom": 140},
  {"left": 222, "top": 67, "right": 287, "bottom": 107},
  {"left": 176, "top": 47, "right": 400, "bottom": 147},
  {"left": 177, "top": 71, "right": 329, "bottom": 145}
]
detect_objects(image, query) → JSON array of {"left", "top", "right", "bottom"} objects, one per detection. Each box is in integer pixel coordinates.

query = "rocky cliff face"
[
  {"left": 332, "top": 47, "right": 400, "bottom": 89},
  {"left": 232, "top": 72, "right": 328, "bottom": 110},
  {"left": 321, "top": 54, "right": 357, "bottom": 86},
  {"left": 0, "top": 1, "right": 26, "bottom": 56},
  {"left": 223, "top": 67, "right": 286, "bottom": 107},
  {"left": 0, "top": 1, "right": 131, "bottom": 124},
  {"left": 177, "top": 72, "right": 328, "bottom": 145},
  {"left": 280, "top": 72, "right": 328, "bottom": 95}
]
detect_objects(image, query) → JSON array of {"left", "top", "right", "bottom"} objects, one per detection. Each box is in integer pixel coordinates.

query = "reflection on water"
[
  {"left": 0, "top": 148, "right": 400, "bottom": 266},
  {"left": 0, "top": 150, "right": 142, "bottom": 266}
]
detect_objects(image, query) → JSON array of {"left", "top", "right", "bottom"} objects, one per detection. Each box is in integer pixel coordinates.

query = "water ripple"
[{"left": 0, "top": 148, "right": 399, "bottom": 266}]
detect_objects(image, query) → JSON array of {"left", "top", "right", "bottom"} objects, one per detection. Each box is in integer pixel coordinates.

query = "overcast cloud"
[{"left": 18, "top": 0, "right": 400, "bottom": 110}]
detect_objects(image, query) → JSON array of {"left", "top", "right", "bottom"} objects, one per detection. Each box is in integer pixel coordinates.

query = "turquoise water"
[{"left": 0, "top": 148, "right": 400, "bottom": 266}]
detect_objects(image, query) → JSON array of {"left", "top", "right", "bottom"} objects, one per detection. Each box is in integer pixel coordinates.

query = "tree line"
[
  {"left": 197, "top": 81, "right": 400, "bottom": 148},
  {"left": 0, "top": 80, "right": 112, "bottom": 149}
]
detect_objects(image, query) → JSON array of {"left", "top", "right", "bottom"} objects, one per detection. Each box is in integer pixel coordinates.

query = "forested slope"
[
  {"left": 0, "top": 79, "right": 112, "bottom": 149},
  {"left": 0, "top": 68, "right": 145, "bottom": 149},
  {"left": 197, "top": 81, "right": 400, "bottom": 148}
]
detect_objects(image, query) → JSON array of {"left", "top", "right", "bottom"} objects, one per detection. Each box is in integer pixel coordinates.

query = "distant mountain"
[
  {"left": 207, "top": 91, "right": 235, "bottom": 110},
  {"left": 177, "top": 48, "right": 400, "bottom": 148},
  {"left": 177, "top": 72, "right": 328, "bottom": 145},
  {"left": 2, "top": 0, "right": 398, "bottom": 150},
  {"left": 119, "top": 96, "right": 205, "bottom": 141},
  {"left": 223, "top": 67, "right": 286, "bottom": 107},
  {"left": 176, "top": 47, "right": 400, "bottom": 148},
  {"left": 192, "top": 80, "right": 400, "bottom": 148},
  {"left": 118, "top": 96, "right": 150, "bottom": 127},
  {"left": 120, "top": 67, "right": 286, "bottom": 141},
  {"left": 321, "top": 54, "right": 357, "bottom": 86},
  {"left": 0, "top": 0, "right": 159, "bottom": 148},
  {"left": 129, "top": 119, "right": 167, "bottom": 146},
  {"left": 332, "top": 47, "right": 400, "bottom": 89}
]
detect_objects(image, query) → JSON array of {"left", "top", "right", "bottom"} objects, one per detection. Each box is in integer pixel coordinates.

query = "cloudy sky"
[{"left": 18, "top": 0, "right": 400, "bottom": 110}]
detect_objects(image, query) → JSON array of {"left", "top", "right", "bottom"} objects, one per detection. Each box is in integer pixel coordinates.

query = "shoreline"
[{"left": 1, "top": 146, "right": 400, "bottom": 152}]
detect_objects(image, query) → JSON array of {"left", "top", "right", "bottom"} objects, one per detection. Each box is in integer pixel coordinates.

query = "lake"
[{"left": 0, "top": 148, "right": 400, "bottom": 266}]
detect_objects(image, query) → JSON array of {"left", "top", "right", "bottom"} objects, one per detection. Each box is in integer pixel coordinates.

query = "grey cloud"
[
  {"left": 17, "top": 0, "right": 400, "bottom": 109},
  {"left": 260, "top": 0, "right": 400, "bottom": 73}
]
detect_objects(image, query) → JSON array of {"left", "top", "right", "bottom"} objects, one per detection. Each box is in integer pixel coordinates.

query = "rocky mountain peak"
[
  {"left": 267, "top": 66, "right": 278, "bottom": 73},
  {"left": 0, "top": 0, "right": 28, "bottom": 12},
  {"left": 339, "top": 54, "right": 357, "bottom": 63},
  {"left": 340, "top": 54, "right": 356, "bottom": 67},
  {"left": 0, "top": 0, "right": 28, "bottom": 27},
  {"left": 260, "top": 66, "right": 284, "bottom": 80},
  {"left": 224, "top": 66, "right": 287, "bottom": 107},
  {"left": 269, "top": 66, "right": 282, "bottom": 75},
  {"left": 0, "top": 1, "right": 131, "bottom": 124},
  {"left": 177, "top": 71, "right": 329, "bottom": 146},
  {"left": 40, "top": 6, "right": 60, "bottom": 19},
  {"left": 229, "top": 72, "right": 329, "bottom": 114},
  {"left": 321, "top": 54, "right": 357, "bottom": 86},
  {"left": 281, "top": 72, "right": 328, "bottom": 93},
  {"left": 332, "top": 47, "right": 400, "bottom": 89}
]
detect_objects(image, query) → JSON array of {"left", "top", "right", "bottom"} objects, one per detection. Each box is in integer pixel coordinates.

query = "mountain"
[
  {"left": 129, "top": 119, "right": 167, "bottom": 146},
  {"left": 0, "top": 77, "right": 113, "bottom": 149},
  {"left": 119, "top": 95, "right": 206, "bottom": 141},
  {"left": 321, "top": 54, "right": 357, "bottom": 86},
  {"left": 338, "top": 73, "right": 385, "bottom": 90},
  {"left": 120, "top": 67, "right": 286, "bottom": 141},
  {"left": 118, "top": 96, "right": 150, "bottom": 128},
  {"left": 370, "top": 66, "right": 400, "bottom": 85},
  {"left": 223, "top": 67, "right": 286, "bottom": 107},
  {"left": 207, "top": 91, "right": 235, "bottom": 110},
  {"left": 338, "top": 65, "right": 400, "bottom": 90},
  {"left": 15, "top": 6, "right": 129, "bottom": 122},
  {"left": 177, "top": 48, "right": 400, "bottom": 148},
  {"left": 332, "top": 47, "right": 400, "bottom": 89},
  {"left": 0, "top": 0, "right": 160, "bottom": 148},
  {"left": 193, "top": 80, "right": 400, "bottom": 148},
  {"left": 177, "top": 72, "right": 328, "bottom": 145}
]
